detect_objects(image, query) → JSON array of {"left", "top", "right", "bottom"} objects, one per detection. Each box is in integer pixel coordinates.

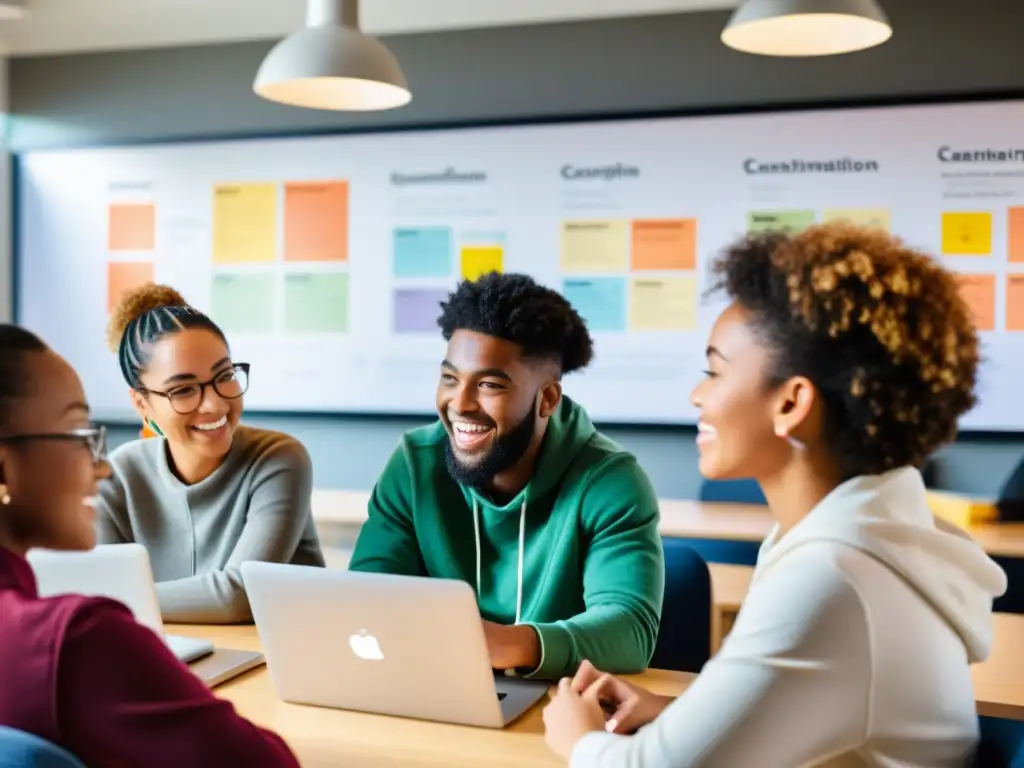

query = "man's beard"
[{"left": 444, "top": 407, "right": 537, "bottom": 491}]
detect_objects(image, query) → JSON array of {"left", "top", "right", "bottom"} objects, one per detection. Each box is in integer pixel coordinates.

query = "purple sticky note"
[{"left": 393, "top": 288, "right": 450, "bottom": 333}]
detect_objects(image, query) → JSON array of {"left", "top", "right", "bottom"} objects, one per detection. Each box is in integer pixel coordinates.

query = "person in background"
[
  {"left": 349, "top": 272, "right": 664, "bottom": 679},
  {"left": 0, "top": 324, "right": 299, "bottom": 767},
  {"left": 543, "top": 223, "right": 1007, "bottom": 766},
  {"left": 95, "top": 283, "right": 325, "bottom": 624}
]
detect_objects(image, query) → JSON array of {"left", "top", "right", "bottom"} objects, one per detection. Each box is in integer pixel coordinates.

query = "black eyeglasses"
[
  {"left": 139, "top": 363, "right": 250, "bottom": 415},
  {"left": 0, "top": 425, "right": 107, "bottom": 463}
]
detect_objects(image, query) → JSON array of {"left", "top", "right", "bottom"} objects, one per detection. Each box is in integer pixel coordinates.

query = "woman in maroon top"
[{"left": 0, "top": 325, "right": 299, "bottom": 768}]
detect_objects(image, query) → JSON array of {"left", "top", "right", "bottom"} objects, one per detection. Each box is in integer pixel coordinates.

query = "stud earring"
[{"left": 0, "top": 485, "right": 10, "bottom": 505}]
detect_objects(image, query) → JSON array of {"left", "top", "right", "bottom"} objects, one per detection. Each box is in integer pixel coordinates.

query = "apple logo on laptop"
[{"left": 349, "top": 629, "right": 384, "bottom": 661}]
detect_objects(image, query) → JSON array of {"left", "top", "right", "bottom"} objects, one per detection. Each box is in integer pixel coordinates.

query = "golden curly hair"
[
  {"left": 105, "top": 282, "right": 188, "bottom": 353},
  {"left": 710, "top": 221, "right": 980, "bottom": 476}
]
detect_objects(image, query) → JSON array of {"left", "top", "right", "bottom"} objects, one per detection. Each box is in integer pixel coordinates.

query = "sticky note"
[
  {"left": 107, "top": 261, "right": 154, "bottom": 312},
  {"left": 1008, "top": 208, "right": 1024, "bottom": 263},
  {"left": 284, "top": 273, "right": 349, "bottom": 333},
  {"left": 956, "top": 274, "right": 996, "bottom": 332},
  {"left": 460, "top": 246, "right": 503, "bottom": 280},
  {"left": 629, "top": 276, "right": 697, "bottom": 331},
  {"left": 942, "top": 212, "right": 992, "bottom": 255},
  {"left": 210, "top": 274, "right": 276, "bottom": 334},
  {"left": 747, "top": 210, "right": 815, "bottom": 234},
  {"left": 284, "top": 181, "right": 349, "bottom": 262},
  {"left": 561, "top": 220, "right": 629, "bottom": 274},
  {"left": 822, "top": 208, "right": 891, "bottom": 232},
  {"left": 108, "top": 203, "right": 155, "bottom": 251},
  {"left": 393, "top": 228, "right": 452, "bottom": 278},
  {"left": 213, "top": 183, "right": 278, "bottom": 263},
  {"left": 631, "top": 219, "right": 697, "bottom": 271},
  {"left": 561, "top": 278, "right": 627, "bottom": 332},
  {"left": 1007, "top": 275, "right": 1024, "bottom": 331},
  {"left": 393, "top": 288, "right": 449, "bottom": 333}
]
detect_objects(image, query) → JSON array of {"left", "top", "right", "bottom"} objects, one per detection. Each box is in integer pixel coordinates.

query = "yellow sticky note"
[
  {"left": 561, "top": 220, "right": 628, "bottom": 274},
  {"left": 822, "top": 207, "right": 891, "bottom": 232},
  {"left": 941, "top": 212, "right": 992, "bottom": 256},
  {"left": 213, "top": 183, "right": 278, "bottom": 263},
  {"left": 629, "top": 276, "right": 697, "bottom": 331},
  {"left": 460, "top": 246, "right": 503, "bottom": 280}
]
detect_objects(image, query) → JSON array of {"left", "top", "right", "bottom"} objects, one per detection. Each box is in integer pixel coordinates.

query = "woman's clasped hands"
[{"left": 542, "top": 659, "right": 672, "bottom": 758}]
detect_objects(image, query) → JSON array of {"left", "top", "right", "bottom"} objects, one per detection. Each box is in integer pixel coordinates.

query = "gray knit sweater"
[{"left": 94, "top": 425, "right": 325, "bottom": 623}]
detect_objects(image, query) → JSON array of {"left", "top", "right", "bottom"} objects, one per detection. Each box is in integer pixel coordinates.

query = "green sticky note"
[
  {"left": 284, "top": 273, "right": 349, "bottom": 333},
  {"left": 210, "top": 274, "right": 276, "bottom": 334},
  {"left": 746, "top": 209, "right": 816, "bottom": 234}
]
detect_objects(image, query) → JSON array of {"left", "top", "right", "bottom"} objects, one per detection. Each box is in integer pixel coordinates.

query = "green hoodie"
[{"left": 349, "top": 396, "right": 664, "bottom": 679}]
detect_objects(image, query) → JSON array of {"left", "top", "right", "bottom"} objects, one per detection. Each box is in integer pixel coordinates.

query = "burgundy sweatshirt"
[{"left": 0, "top": 545, "right": 299, "bottom": 767}]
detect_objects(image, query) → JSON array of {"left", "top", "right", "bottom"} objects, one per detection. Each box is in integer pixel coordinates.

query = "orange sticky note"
[
  {"left": 957, "top": 274, "right": 996, "bottom": 332},
  {"left": 631, "top": 219, "right": 697, "bottom": 271},
  {"left": 1009, "top": 208, "right": 1024, "bottom": 263},
  {"left": 1007, "top": 275, "right": 1024, "bottom": 331},
  {"left": 284, "top": 181, "right": 349, "bottom": 262},
  {"left": 108, "top": 204, "right": 155, "bottom": 251},
  {"left": 108, "top": 261, "right": 154, "bottom": 312}
]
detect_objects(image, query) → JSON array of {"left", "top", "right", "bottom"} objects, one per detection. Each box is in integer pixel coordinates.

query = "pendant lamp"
[
  {"left": 253, "top": 0, "right": 411, "bottom": 111},
  {"left": 721, "top": 0, "right": 892, "bottom": 57}
]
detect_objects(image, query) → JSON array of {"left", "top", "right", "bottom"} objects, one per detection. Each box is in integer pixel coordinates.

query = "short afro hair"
[
  {"left": 710, "top": 221, "right": 979, "bottom": 479},
  {"left": 437, "top": 271, "right": 594, "bottom": 374}
]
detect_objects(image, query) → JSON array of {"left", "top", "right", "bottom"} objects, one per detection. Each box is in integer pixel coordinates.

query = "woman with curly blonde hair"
[
  {"left": 543, "top": 222, "right": 1008, "bottom": 766},
  {"left": 97, "top": 283, "right": 324, "bottom": 624}
]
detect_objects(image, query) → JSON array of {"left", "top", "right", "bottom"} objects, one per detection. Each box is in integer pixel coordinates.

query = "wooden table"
[
  {"left": 172, "top": 607, "right": 1024, "bottom": 767},
  {"left": 312, "top": 490, "right": 1024, "bottom": 558},
  {"left": 174, "top": 625, "right": 691, "bottom": 767}
]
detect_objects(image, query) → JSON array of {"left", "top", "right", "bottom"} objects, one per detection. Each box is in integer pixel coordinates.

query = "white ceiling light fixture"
[
  {"left": 253, "top": 0, "right": 410, "bottom": 112},
  {"left": 0, "top": 0, "right": 27, "bottom": 19},
  {"left": 721, "top": 0, "right": 892, "bottom": 57}
]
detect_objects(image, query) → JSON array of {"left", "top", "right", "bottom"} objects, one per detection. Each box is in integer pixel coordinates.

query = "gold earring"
[{"left": 0, "top": 485, "right": 10, "bottom": 505}]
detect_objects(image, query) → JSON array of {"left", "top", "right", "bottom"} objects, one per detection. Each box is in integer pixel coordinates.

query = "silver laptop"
[
  {"left": 241, "top": 562, "right": 550, "bottom": 728},
  {"left": 27, "top": 543, "right": 213, "bottom": 662}
]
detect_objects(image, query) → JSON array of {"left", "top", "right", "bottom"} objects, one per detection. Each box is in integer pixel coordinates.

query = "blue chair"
[
  {"left": 698, "top": 478, "right": 766, "bottom": 505},
  {"left": 649, "top": 538, "right": 712, "bottom": 673},
  {"left": 974, "top": 716, "right": 1024, "bottom": 767},
  {"left": 0, "top": 727, "right": 85, "bottom": 768}
]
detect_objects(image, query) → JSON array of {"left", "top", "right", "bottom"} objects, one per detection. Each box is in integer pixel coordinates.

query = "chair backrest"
[
  {"left": 0, "top": 727, "right": 86, "bottom": 768},
  {"left": 974, "top": 716, "right": 1024, "bottom": 767},
  {"left": 650, "top": 538, "right": 712, "bottom": 673},
  {"left": 699, "top": 478, "right": 766, "bottom": 505}
]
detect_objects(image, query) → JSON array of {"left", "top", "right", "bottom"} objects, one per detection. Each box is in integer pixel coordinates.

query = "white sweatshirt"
[{"left": 571, "top": 467, "right": 1008, "bottom": 767}]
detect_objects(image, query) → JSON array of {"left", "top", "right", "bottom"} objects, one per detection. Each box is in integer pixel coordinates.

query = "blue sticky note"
[
  {"left": 393, "top": 227, "right": 453, "bottom": 278},
  {"left": 562, "top": 277, "right": 626, "bottom": 332}
]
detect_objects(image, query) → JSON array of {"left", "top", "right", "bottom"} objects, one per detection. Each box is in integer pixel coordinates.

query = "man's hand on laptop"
[{"left": 482, "top": 620, "right": 541, "bottom": 672}]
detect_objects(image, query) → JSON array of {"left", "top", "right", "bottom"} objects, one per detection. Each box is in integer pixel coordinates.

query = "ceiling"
[{"left": 0, "top": 0, "right": 738, "bottom": 57}]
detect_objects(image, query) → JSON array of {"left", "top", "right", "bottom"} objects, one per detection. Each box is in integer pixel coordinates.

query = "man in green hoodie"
[{"left": 349, "top": 272, "right": 664, "bottom": 679}]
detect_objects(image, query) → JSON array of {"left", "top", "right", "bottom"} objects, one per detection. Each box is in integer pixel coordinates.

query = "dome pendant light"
[
  {"left": 722, "top": 0, "right": 892, "bottom": 57},
  {"left": 253, "top": 0, "right": 411, "bottom": 111}
]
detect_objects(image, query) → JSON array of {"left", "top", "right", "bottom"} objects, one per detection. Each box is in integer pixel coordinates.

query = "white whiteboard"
[{"left": 16, "top": 100, "right": 1024, "bottom": 429}]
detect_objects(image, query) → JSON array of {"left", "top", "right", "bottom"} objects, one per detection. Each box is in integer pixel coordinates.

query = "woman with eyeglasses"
[
  {"left": 0, "top": 324, "right": 299, "bottom": 767},
  {"left": 95, "top": 283, "right": 325, "bottom": 624}
]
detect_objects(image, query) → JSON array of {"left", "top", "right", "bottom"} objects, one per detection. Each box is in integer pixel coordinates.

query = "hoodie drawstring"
[{"left": 472, "top": 498, "right": 526, "bottom": 625}]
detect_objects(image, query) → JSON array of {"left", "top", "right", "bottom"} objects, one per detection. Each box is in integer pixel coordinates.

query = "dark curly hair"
[
  {"left": 710, "top": 222, "right": 979, "bottom": 478},
  {"left": 437, "top": 271, "right": 594, "bottom": 374}
]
